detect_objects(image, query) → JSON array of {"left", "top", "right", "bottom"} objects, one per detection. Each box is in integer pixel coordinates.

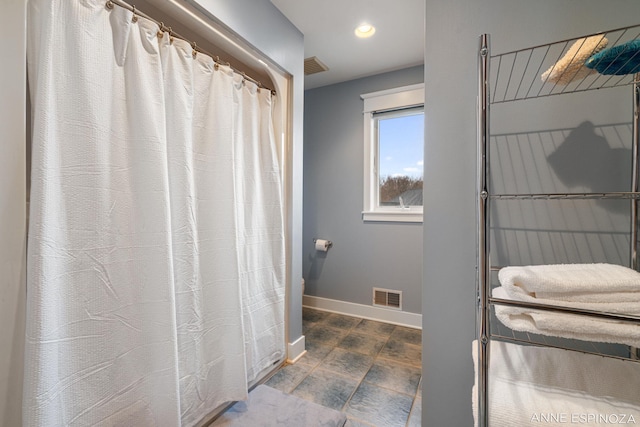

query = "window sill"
[{"left": 362, "top": 210, "right": 423, "bottom": 223}]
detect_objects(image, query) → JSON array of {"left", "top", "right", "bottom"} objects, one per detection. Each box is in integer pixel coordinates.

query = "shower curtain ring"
[
  {"left": 131, "top": 5, "right": 138, "bottom": 23},
  {"left": 192, "top": 42, "right": 198, "bottom": 59},
  {"left": 105, "top": 1, "right": 114, "bottom": 10}
]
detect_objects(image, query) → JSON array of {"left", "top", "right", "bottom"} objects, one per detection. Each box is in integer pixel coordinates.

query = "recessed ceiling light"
[{"left": 355, "top": 24, "right": 376, "bottom": 38}]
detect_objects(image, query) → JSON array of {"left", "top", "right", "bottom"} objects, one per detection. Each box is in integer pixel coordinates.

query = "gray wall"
[
  {"left": 0, "top": 1, "right": 26, "bottom": 425},
  {"left": 303, "top": 65, "right": 424, "bottom": 314},
  {"left": 423, "top": 1, "right": 640, "bottom": 426}
]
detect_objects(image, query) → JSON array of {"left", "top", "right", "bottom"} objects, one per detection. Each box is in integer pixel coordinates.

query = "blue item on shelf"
[{"left": 585, "top": 39, "right": 640, "bottom": 75}]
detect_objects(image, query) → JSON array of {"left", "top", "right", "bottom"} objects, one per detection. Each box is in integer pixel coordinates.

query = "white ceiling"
[{"left": 271, "top": 0, "right": 424, "bottom": 90}]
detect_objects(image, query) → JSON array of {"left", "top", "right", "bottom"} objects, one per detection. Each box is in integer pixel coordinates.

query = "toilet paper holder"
[{"left": 313, "top": 238, "right": 333, "bottom": 250}]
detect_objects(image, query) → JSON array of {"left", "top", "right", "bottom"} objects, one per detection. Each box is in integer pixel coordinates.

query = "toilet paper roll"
[{"left": 315, "top": 239, "right": 331, "bottom": 252}]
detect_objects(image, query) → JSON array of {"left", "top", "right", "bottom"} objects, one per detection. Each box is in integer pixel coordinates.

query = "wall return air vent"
[{"left": 373, "top": 287, "right": 402, "bottom": 310}]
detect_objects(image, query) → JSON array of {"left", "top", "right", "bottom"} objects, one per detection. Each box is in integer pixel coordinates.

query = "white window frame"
[{"left": 361, "top": 83, "right": 424, "bottom": 223}]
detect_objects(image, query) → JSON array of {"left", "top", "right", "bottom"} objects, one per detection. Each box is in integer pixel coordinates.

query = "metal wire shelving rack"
[{"left": 477, "top": 23, "right": 640, "bottom": 427}]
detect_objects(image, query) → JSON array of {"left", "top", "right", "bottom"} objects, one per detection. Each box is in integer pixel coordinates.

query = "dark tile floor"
[{"left": 265, "top": 307, "right": 422, "bottom": 427}]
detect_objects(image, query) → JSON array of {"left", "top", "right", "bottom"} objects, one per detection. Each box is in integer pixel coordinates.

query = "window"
[{"left": 361, "top": 84, "right": 424, "bottom": 222}]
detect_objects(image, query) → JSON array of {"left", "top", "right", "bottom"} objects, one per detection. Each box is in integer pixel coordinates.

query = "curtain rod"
[{"left": 105, "top": 0, "right": 275, "bottom": 94}]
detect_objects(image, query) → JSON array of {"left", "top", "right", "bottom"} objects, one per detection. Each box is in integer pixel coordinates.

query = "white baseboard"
[
  {"left": 287, "top": 334, "right": 306, "bottom": 364},
  {"left": 303, "top": 295, "right": 422, "bottom": 330}
]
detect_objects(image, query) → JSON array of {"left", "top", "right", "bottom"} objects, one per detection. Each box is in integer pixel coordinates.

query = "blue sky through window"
[{"left": 379, "top": 112, "right": 424, "bottom": 179}]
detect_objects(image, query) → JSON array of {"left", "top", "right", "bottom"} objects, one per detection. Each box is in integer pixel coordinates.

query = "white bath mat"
[{"left": 212, "top": 384, "right": 347, "bottom": 427}]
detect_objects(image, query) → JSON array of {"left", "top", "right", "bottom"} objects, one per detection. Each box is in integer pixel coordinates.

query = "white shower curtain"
[
  {"left": 233, "top": 73, "right": 287, "bottom": 384},
  {"left": 25, "top": 1, "right": 285, "bottom": 425}
]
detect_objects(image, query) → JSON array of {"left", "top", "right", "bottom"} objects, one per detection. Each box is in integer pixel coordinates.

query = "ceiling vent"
[{"left": 304, "top": 56, "right": 329, "bottom": 75}]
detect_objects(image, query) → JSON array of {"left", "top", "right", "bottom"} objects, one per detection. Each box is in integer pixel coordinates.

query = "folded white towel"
[
  {"left": 493, "top": 287, "right": 640, "bottom": 347},
  {"left": 498, "top": 263, "right": 640, "bottom": 300},
  {"left": 495, "top": 264, "right": 640, "bottom": 346},
  {"left": 472, "top": 340, "right": 640, "bottom": 427}
]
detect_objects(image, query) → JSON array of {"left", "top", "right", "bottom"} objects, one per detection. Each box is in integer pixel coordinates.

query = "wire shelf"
[
  {"left": 490, "top": 191, "right": 640, "bottom": 200},
  {"left": 490, "top": 296, "right": 640, "bottom": 324},
  {"left": 490, "top": 23, "right": 640, "bottom": 104},
  {"left": 490, "top": 333, "right": 639, "bottom": 363}
]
